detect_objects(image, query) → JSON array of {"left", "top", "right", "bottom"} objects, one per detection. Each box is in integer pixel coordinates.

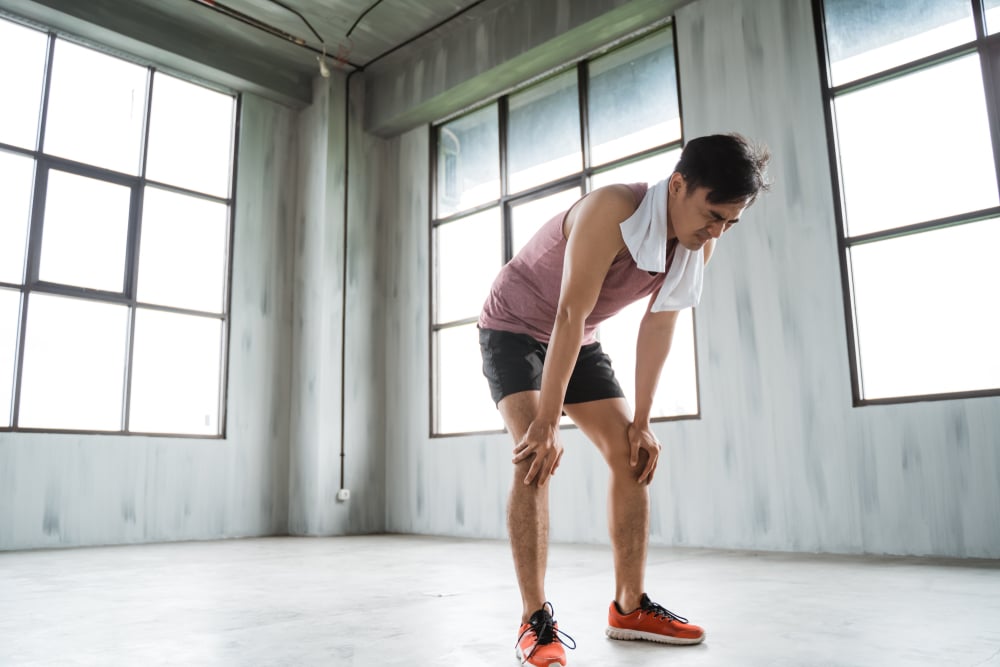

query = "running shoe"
[
  {"left": 515, "top": 602, "right": 576, "bottom": 666},
  {"left": 606, "top": 593, "right": 705, "bottom": 645}
]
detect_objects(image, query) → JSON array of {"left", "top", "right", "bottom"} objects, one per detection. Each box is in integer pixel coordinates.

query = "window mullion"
[
  {"left": 499, "top": 97, "right": 512, "bottom": 263},
  {"left": 9, "top": 291, "right": 29, "bottom": 429},
  {"left": 973, "top": 0, "right": 987, "bottom": 39},
  {"left": 981, "top": 41, "right": 1000, "bottom": 202},
  {"left": 24, "top": 164, "right": 48, "bottom": 287},
  {"left": 34, "top": 32, "right": 56, "bottom": 154},
  {"left": 577, "top": 61, "right": 591, "bottom": 177}
]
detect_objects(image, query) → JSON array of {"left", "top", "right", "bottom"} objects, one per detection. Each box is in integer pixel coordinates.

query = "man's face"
[{"left": 668, "top": 174, "right": 749, "bottom": 251}]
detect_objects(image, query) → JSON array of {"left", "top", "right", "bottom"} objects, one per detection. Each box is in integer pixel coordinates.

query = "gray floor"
[{"left": 1, "top": 535, "right": 999, "bottom": 666}]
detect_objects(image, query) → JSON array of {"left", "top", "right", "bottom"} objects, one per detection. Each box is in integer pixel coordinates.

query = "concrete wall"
[
  {"left": 3, "top": 0, "right": 997, "bottom": 558},
  {"left": 288, "top": 72, "right": 385, "bottom": 537},
  {"left": 379, "top": 0, "right": 1000, "bottom": 558},
  {"left": 0, "top": 69, "right": 387, "bottom": 549},
  {"left": 0, "top": 93, "right": 298, "bottom": 549},
  {"left": 0, "top": 8, "right": 386, "bottom": 550},
  {"left": 363, "top": 0, "right": 684, "bottom": 136}
]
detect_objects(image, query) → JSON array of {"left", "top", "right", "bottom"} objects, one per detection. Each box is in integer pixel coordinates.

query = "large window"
[
  {"left": 430, "top": 26, "right": 697, "bottom": 436},
  {"left": 0, "top": 16, "right": 237, "bottom": 436},
  {"left": 815, "top": 0, "right": 1000, "bottom": 404}
]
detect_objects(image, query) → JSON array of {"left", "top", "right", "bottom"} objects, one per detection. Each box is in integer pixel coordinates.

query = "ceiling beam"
[
  {"left": 363, "top": 0, "right": 692, "bottom": 137},
  {"left": 0, "top": 0, "right": 314, "bottom": 107}
]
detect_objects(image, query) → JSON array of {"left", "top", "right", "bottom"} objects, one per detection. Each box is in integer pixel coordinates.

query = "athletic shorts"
[{"left": 479, "top": 327, "right": 625, "bottom": 406}]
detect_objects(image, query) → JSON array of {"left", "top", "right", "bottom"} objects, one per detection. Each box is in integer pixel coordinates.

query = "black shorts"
[{"left": 479, "top": 327, "right": 625, "bottom": 405}]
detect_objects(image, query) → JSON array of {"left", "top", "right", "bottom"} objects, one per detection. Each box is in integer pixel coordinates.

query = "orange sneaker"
[
  {"left": 515, "top": 602, "right": 576, "bottom": 666},
  {"left": 606, "top": 594, "right": 705, "bottom": 645}
]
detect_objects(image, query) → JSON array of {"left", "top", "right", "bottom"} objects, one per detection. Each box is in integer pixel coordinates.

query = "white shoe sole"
[{"left": 605, "top": 626, "right": 705, "bottom": 645}]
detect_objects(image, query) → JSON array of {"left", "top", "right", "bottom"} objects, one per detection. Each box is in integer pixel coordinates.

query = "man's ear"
[{"left": 669, "top": 172, "right": 685, "bottom": 196}]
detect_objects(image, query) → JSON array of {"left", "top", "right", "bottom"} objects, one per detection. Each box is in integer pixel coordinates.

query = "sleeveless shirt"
[{"left": 478, "top": 182, "right": 673, "bottom": 344}]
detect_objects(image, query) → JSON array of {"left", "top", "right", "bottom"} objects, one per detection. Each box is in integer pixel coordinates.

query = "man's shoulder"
[{"left": 585, "top": 183, "right": 642, "bottom": 212}]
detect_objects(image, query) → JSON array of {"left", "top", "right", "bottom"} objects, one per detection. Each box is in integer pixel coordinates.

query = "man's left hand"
[{"left": 627, "top": 422, "right": 661, "bottom": 485}]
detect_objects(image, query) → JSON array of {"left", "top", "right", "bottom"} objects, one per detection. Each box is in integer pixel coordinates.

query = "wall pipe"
[
  {"left": 337, "top": 0, "right": 491, "bottom": 494},
  {"left": 190, "top": 0, "right": 493, "bottom": 498}
]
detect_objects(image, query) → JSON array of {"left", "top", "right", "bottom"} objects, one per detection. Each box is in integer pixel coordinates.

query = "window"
[
  {"left": 0, "top": 16, "right": 237, "bottom": 435},
  {"left": 430, "top": 26, "right": 697, "bottom": 436},
  {"left": 815, "top": 0, "right": 1000, "bottom": 403}
]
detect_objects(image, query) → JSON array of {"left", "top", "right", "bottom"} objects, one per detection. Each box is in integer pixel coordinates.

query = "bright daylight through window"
[
  {"left": 818, "top": 0, "right": 1000, "bottom": 402},
  {"left": 0, "top": 16, "right": 237, "bottom": 435},
  {"left": 431, "top": 26, "right": 696, "bottom": 436}
]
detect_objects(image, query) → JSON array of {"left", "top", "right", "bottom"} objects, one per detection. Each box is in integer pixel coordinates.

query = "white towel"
[{"left": 619, "top": 179, "right": 704, "bottom": 312}]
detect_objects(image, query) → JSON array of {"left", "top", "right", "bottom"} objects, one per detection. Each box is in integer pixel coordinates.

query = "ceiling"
[
  {"left": 0, "top": 0, "right": 496, "bottom": 105},
  {"left": 179, "top": 0, "right": 489, "bottom": 71}
]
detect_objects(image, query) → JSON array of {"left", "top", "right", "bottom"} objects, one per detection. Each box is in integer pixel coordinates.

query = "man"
[{"left": 478, "top": 134, "right": 771, "bottom": 666}]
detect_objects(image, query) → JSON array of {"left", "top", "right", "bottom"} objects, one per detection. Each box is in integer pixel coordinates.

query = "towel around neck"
[{"left": 618, "top": 178, "right": 705, "bottom": 312}]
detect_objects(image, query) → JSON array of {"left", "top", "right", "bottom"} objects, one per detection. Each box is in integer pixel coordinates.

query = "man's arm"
[
  {"left": 512, "top": 186, "right": 635, "bottom": 486},
  {"left": 634, "top": 307, "right": 680, "bottom": 426},
  {"left": 627, "top": 237, "right": 716, "bottom": 483},
  {"left": 626, "top": 304, "right": 679, "bottom": 485}
]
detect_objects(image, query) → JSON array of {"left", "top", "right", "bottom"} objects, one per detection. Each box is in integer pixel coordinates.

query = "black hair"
[{"left": 674, "top": 133, "right": 771, "bottom": 205}]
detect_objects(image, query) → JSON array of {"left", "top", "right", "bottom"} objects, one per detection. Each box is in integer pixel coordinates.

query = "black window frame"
[
  {"left": 812, "top": 0, "right": 1000, "bottom": 406},
  {"left": 0, "top": 18, "right": 240, "bottom": 438},
  {"left": 428, "top": 23, "right": 700, "bottom": 438}
]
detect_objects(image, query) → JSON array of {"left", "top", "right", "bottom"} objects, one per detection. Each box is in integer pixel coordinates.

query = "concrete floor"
[{"left": 1, "top": 535, "right": 999, "bottom": 666}]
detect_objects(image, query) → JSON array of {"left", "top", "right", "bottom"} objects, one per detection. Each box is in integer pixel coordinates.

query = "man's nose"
[{"left": 707, "top": 223, "right": 724, "bottom": 238}]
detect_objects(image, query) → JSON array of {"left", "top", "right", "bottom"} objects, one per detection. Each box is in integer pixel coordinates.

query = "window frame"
[
  {"left": 0, "top": 20, "right": 239, "bottom": 438},
  {"left": 428, "top": 23, "right": 700, "bottom": 438},
  {"left": 812, "top": 0, "right": 1000, "bottom": 406}
]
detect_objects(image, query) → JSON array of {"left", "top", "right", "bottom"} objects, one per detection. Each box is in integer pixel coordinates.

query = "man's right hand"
[{"left": 512, "top": 419, "right": 563, "bottom": 487}]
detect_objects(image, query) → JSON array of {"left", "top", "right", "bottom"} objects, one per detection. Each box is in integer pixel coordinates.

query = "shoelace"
[
  {"left": 516, "top": 602, "right": 577, "bottom": 662},
  {"left": 640, "top": 596, "right": 689, "bottom": 624}
]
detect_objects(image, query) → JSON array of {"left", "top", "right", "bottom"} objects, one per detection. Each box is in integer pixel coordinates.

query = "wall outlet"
[{"left": 336, "top": 488, "right": 351, "bottom": 502}]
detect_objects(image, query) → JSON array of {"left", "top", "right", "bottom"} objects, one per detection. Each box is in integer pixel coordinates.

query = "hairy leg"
[
  {"left": 564, "top": 398, "right": 650, "bottom": 613},
  {"left": 499, "top": 390, "right": 550, "bottom": 623}
]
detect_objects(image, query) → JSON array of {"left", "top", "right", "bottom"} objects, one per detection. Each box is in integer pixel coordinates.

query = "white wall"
[
  {"left": 288, "top": 72, "right": 386, "bottom": 537},
  {"left": 3, "top": 0, "right": 996, "bottom": 558},
  {"left": 0, "top": 94, "right": 297, "bottom": 550},
  {"left": 379, "top": 0, "right": 1000, "bottom": 558}
]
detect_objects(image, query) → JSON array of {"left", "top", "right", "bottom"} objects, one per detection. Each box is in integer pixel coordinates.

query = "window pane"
[
  {"left": 590, "top": 149, "right": 680, "bottom": 191},
  {"left": 588, "top": 30, "right": 680, "bottom": 166},
  {"left": 0, "top": 150, "right": 35, "bottom": 284},
  {"left": 989, "top": 0, "right": 1000, "bottom": 34},
  {"left": 510, "top": 188, "right": 581, "bottom": 257},
  {"left": 435, "top": 323, "right": 503, "bottom": 434},
  {"left": 850, "top": 220, "right": 1000, "bottom": 399},
  {"left": 0, "top": 18, "right": 47, "bottom": 150},
  {"left": 138, "top": 187, "right": 229, "bottom": 313},
  {"left": 437, "top": 106, "right": 500, "bottom": 218},
  {"left": 823, "top": 0, "right": 974, "bottom": 86},
  {"left": 435, "top": 208, "right": 501, "bottom": 324},
  {"left": 129, "top": 309, "right": 222, "bottom": 435},
  {"left": 508, "top": 71, "right": 581, "bottom": 194},
  {"left": 19, "top": 294, "right": 127, "bottom": 430},
  {"left": 0, "top": 288, "right": 19, "bottom": 427},
  {"left": 598, "top": 301, "right": 698, "bottom": 417},
  {"left": 146, "top": 73, "right": 234, "bottom": 197},
  {"left": 39, "top": 170, "right": 131, "bottom": 292},
  {"left": 43, "top": 40, "right": 147, "bottom": 175},
  {"left": 835, "top": 56, "right": 997, "bottom": 237}
]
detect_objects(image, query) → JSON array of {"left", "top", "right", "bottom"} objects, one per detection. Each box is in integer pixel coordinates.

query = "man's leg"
[
  {"left": 563, "top": 398, "right": 648, "bottom": 613},
  {"left": 498, "top": 390, "right": 550, "bottom": 623}
]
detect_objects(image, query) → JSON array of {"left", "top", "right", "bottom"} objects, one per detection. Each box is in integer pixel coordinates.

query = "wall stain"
[
  {"left": 901, "top": 438, "right": 921, "bottom": 473},
  {"left": 42, "top": 486, "right": 60, "bottom": 537},
  {"left": 740, "top": 12, "right": 765, "bottom": 72},
  {"left": 122, "top": 499, "right": 137, "bottom": 524},
  {"left": 951, "top": 413, "right": 969, "bottom": 451}
]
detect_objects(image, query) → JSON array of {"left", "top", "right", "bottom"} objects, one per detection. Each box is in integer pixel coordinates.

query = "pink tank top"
[{"left": 478, "top": 183, "right": 672, "bottom": 344}]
